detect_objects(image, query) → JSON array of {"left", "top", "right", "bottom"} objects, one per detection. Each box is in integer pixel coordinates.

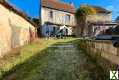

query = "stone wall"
[
  {"left": 0, "top": 4, "right": 36, "bottom": 57},
  {"left": 79, "top": 39, "right": 119, "bottom": 71}
]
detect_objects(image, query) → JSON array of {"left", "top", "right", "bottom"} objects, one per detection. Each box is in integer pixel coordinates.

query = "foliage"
[
  {"left": 75, "top": 5, "right": 97, "bottom": 37},
  {"left": 32, "top": 18, "right": 40, "bottom": 26},
  {"left": 75, "top": 5, "right": 97, "bottom": 20}
]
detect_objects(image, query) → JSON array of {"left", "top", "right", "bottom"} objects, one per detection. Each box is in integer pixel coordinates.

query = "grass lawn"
[
  {"left": 0, "top": 38, "right": 77, "bottom": 79},
  {"left": 0, "top": 38, "right": 107, "bottom": 80}
]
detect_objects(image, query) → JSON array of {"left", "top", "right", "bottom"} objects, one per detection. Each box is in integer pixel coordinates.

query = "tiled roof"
[
  {"left": 41, "top": 0, "right": 75, "bottom": 14},
  {"left": 80, "top": 4, "right": 111, "bottom": 14},
  {"left": 0, "top": 1, "right": 36, "bottom": 27},
  {"left": 92, "top": 6, "right": 111, "bottom": 14}
]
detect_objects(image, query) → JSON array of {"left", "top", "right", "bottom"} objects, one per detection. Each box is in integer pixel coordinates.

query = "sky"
[
  {"left": 8, "top": 0, "right": 39, "bottom": 18},
  {"left": 61, "top": 0, "right": 119, "bottom": 21},
  {"left": 8, "top": 0, "right": 119, "bottom": 20}
]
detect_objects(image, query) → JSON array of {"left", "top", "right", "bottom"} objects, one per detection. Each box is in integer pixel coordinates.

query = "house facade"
[
  {"left": 76, "top": 5, "right": 117, "bottom": 37},
  {"left": 0, "top": 1, "right": 36, "bottom": 57},
  {"left": 41, "top": 0, "right": 76, "bottom": 37}
]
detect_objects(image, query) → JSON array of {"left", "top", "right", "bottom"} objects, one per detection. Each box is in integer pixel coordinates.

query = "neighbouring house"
[
  {"left": 75, "top": 4, "right": 117, "bottom": 37},
  {"left": 0, "top": 1, "right": 36, "bottom": 57},
  {"left": 40, "top": 0, "right": 76, "bottom": 37}
]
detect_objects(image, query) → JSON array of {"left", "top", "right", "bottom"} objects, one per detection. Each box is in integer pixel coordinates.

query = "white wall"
[
  {"left": 41, "top": 7, "right": 76, "bottom": 26},
  {"left": 41, "top": 7, "right": 76, "bottom": 36}
]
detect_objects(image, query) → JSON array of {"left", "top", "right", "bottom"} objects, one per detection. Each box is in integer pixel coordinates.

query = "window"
[
  {"left": 65, "top": 14, "right": 70, "bottom": 22},
  {"left": 49, "top": 11, "right": 53, "bottom": 19}
]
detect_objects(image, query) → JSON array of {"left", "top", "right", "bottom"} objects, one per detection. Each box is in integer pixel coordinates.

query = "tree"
[
  {"left": 75, "top": 5, "right": 96, "bottom": 20},
  {"left": 31, "top": 18, "right": 41, "bottom": 37},
  {"left": 32, "top": 18, "right": 40, "bottom": 26},
  {"left": 75, "top": 5, "right": 96, "bottom": 37}
]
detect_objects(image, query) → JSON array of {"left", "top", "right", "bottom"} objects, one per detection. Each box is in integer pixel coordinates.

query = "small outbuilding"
[{"left": 0, "top": 1, "right": 36, "bottom": 57}]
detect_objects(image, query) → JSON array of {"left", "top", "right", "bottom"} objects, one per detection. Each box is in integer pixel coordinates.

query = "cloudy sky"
[{"left": 8, "top": 0, "right": 119, "bottom": 20}]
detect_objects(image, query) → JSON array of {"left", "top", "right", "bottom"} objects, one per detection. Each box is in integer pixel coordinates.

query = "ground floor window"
[{"left": 42, "top": 24, "right": 73, "bottom": 37}]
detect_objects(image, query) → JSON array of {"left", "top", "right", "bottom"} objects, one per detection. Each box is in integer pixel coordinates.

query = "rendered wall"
[
  {"left": 41, "top": 7, "right": 76, "bottom": 36},
  {"left": 0, "top": 4, "right": 35, "bottom": 57},
  {"left": 86, "top": 13, "right": 112, "bottom": 23},
  {"left": 41, "top": 7, "right": 76, "bottom": 26}
]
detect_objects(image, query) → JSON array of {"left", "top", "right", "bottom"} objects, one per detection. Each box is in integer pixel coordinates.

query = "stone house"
[
  {"left": 0, "top": 1, "right": 36, "bottom": 57},
  {"left": 40, "top": 0, "right": 76, "bottom": 37},
  {"left": 76, "top": 5, "right": 117, "bottom": 37}
]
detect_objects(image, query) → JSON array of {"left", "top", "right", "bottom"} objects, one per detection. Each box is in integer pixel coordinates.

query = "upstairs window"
[
  {"left": 65, "top": 14, "right": 71, "bottom": 22},
  {"left": 49, "top": 11, "right": 53, "bottom": 19}
]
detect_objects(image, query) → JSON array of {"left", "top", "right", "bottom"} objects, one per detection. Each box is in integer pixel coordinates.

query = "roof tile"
[{"left": 41, "top": 0, "right": 75, "bottom": 14}]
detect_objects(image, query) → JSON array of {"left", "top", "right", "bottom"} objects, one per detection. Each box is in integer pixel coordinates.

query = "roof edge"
[
  {"left": 42, "top": 6, "right": 75, "bottom": 14},
  {"left": 0, "top": 1, "right": 37, "bottom": 27},
  {"left": 80, "top": 4, "right": 111, "bottom": 14}
]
